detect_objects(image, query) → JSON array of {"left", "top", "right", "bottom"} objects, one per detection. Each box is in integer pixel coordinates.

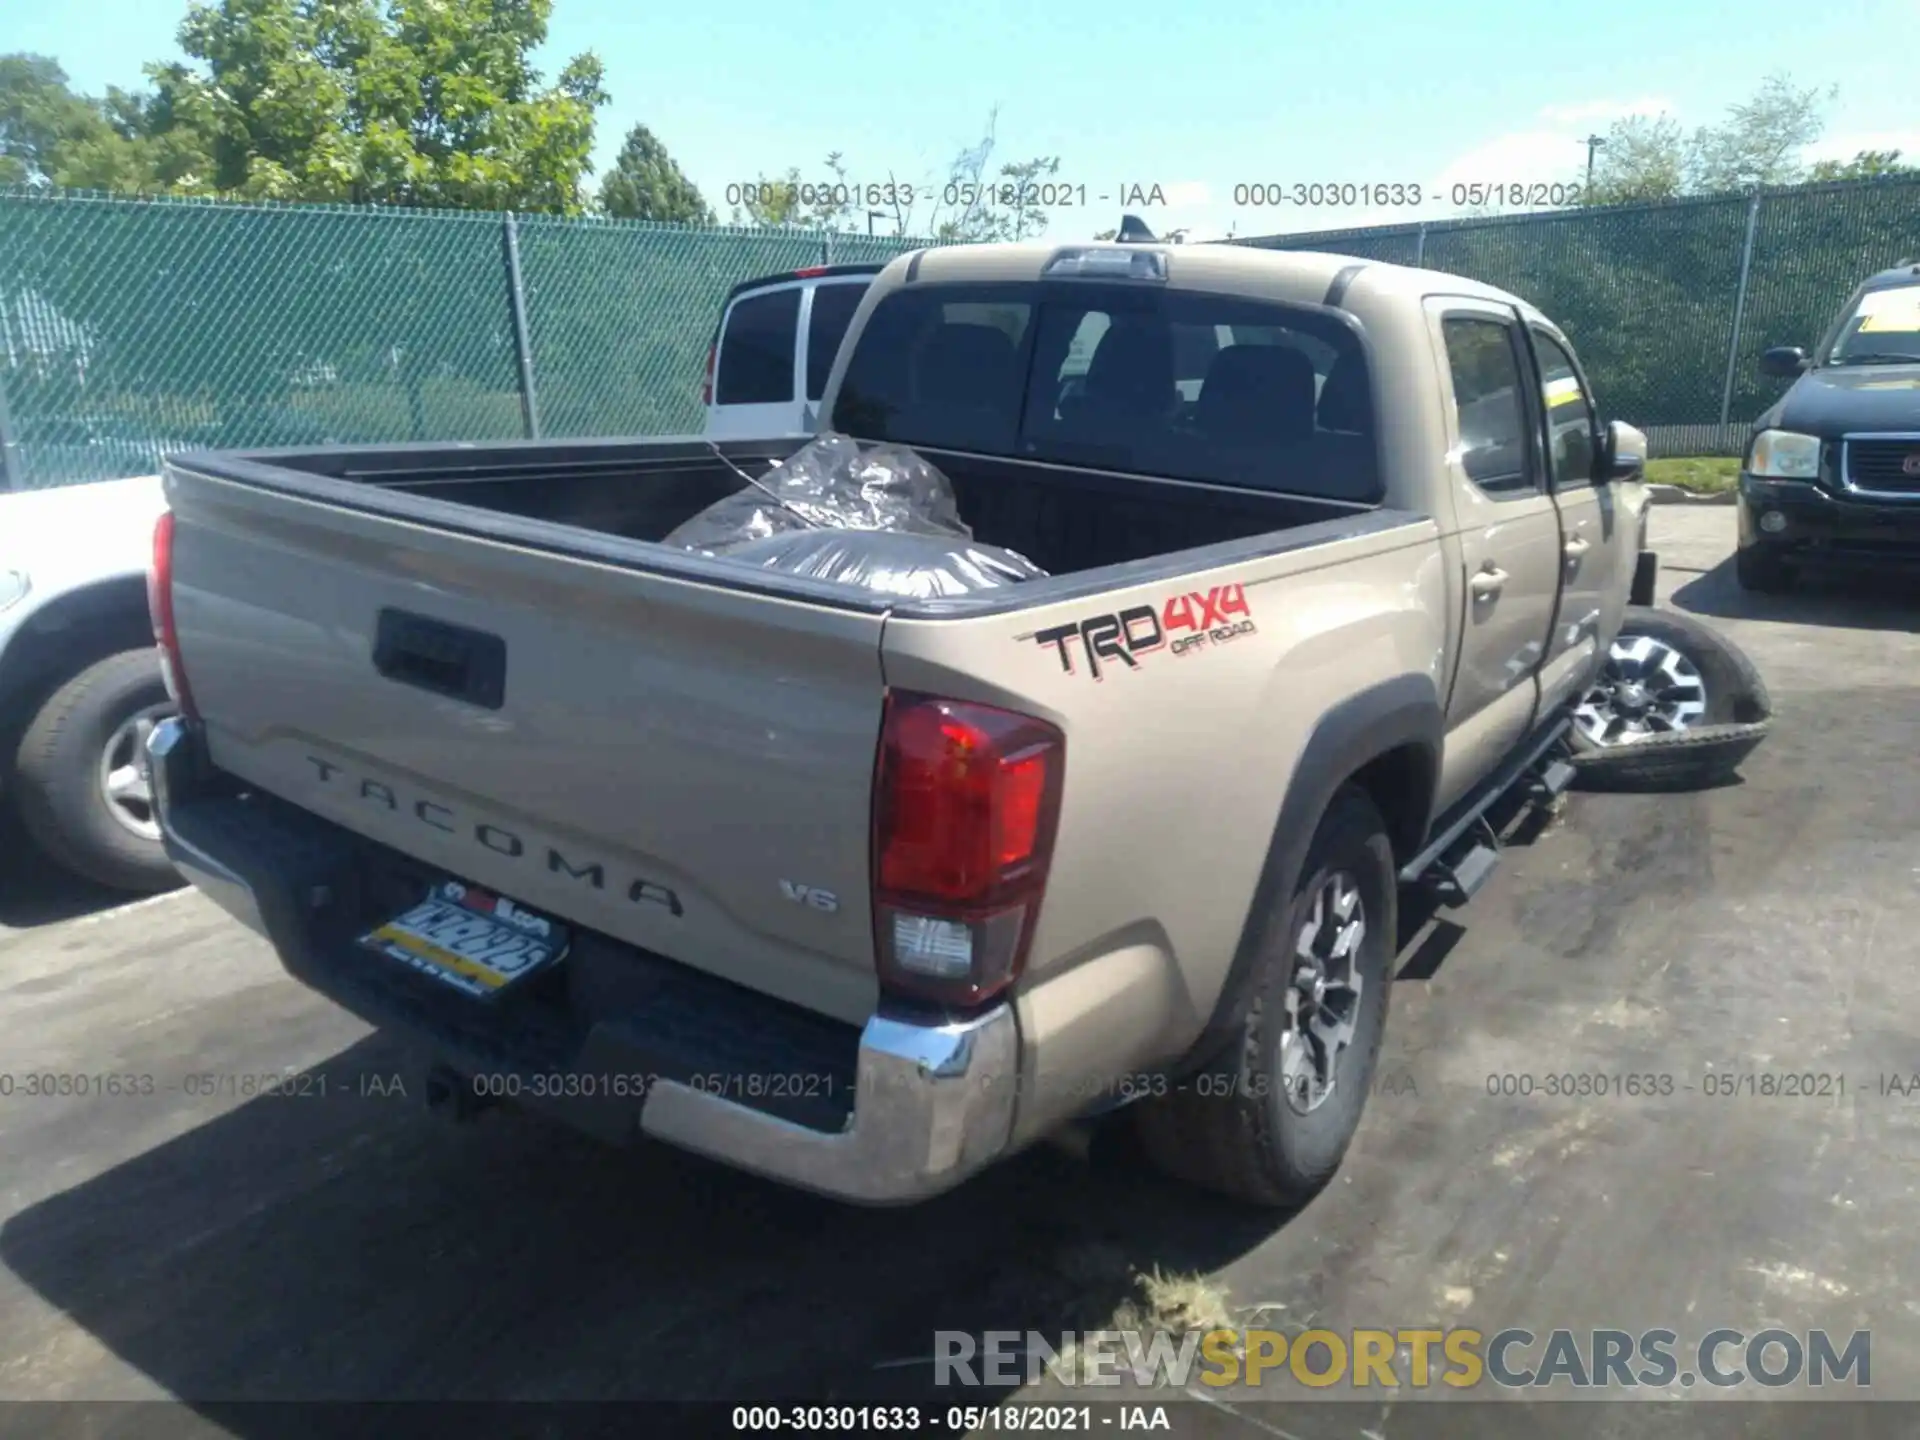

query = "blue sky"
[{"left": 8, "top": 0, "right": 1918, "bottom": 240}]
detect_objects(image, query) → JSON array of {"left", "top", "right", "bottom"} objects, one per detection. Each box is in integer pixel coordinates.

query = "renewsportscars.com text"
[{"left": 935, "top": 1327, "right": 1872, "bottom": 1390}]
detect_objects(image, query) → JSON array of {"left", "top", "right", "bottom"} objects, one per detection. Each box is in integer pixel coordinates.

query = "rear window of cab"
[{"left": 830, "top": 282, "right": 1381, "bottom": 504}]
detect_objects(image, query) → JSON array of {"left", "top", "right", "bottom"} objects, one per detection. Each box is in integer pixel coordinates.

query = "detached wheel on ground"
[
  {"left": 1735, "top": 545, "right": 1794, "bottom": 594},
  {"left": 1568, "top": 605, "right": 1772, "bottom": 792},
  {"left": 1134, "top": 783, "right": 1395, "bottom": 1209},
  {"left": 11, "top": 648, "right": 182, "bottom": 893}
]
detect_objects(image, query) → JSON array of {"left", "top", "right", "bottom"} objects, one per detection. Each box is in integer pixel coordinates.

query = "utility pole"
[{"left": 1584, "top": 134, "right": 1607, "bottom": 191}]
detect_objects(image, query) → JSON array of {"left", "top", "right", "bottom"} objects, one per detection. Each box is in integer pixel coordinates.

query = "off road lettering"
[{"left": 1030, "top": 593, "right": 1249, "bottom": 679}]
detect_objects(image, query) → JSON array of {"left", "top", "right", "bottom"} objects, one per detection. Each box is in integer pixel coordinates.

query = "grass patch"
[
  {"left": 1034, "top": 1259, "right": 1239, "bottom": 1388},
  {"left": 1644, "top": 456, "right": 1740, "bottom": 493}
]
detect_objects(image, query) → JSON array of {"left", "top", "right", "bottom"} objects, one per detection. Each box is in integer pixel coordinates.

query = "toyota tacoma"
[{"left": 148, "top": 240, "right": 1667, "bottom": 1208}]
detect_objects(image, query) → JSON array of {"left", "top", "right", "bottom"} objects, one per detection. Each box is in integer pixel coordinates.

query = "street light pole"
[{"left": 1584, "top": 134, "right": 1607, "bottom": 191}]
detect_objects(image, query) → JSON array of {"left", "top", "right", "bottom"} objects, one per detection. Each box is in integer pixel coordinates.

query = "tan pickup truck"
[{"left": 148, "top": 240, "right": 1671, "bottom": 1208}]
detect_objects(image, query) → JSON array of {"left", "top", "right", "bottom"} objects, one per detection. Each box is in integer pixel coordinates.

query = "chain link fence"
[
  {"left": 4, "top": 177, "right": 1916, "bottom": 489},
  {"left": 1238, "top": 174, "right": 1920, "bottom": 457},
  {"left": 0, "top": 189, "right": 935, "bottom": 490}
]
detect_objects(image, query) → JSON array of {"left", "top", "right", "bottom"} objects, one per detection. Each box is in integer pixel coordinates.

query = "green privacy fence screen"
[
  {"left": 3, "top": 177, "right": 1917, "bottom": 488},
  {"left": 0, "top": 188, "right": 937, "bottom": 491},
  {"left": 1237, "top": 174, "right": 1920, "bottom": 457}
]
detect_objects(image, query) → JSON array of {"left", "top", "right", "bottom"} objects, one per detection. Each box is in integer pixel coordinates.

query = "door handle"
[
  {"left": 1469, "top": 566, "right": 1508, "bottom": 599},
  {"left": 1564, "top": 537, "right": 1591, "bottom": 559},
  {"left": 372, "top": 609, "right": 508, "bottom": 710}
]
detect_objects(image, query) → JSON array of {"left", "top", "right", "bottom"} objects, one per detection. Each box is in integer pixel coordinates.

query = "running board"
[
  {"left": 1428, "top": 839, "right": 1499, "bottom": 907},
  {"left": 1399, "top": 715, "right": 1573, "bottom": 887},
  {"left": 1527, "top": 757, "right": 1577, "bottom": 800}
]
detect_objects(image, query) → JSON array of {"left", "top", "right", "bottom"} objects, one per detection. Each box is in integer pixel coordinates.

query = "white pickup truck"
[{"left": 0, "top": 475, "right": 180, "bottom": 892}]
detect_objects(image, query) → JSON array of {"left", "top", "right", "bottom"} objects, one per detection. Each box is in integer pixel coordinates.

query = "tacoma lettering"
[{"left": 302, "top": 755, "right": 681, "bottom": 916}]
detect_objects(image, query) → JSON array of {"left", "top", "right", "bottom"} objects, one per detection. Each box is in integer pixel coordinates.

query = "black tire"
[
  {"left": 11, "top": 648, "right": 183, "bottom": 893},
  {"left": 1133, "top": 784, "right": 1395, "bottom": 1209},
  {"left": 1569, "top": 605, "right": 1772, "bottom": 793},
  {"left": 1569, "top": 722, "right": 1771, "bottom": 792},
  {"left": 1735, "top": 545, "right": 1793, "bottom": 594}
]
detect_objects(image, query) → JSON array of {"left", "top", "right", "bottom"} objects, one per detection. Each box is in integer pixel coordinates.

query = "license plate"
[{"left": 359, "top": 880, "right": 568, "bottom": 999}]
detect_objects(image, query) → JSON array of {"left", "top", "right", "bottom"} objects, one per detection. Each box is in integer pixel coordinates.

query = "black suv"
[{"left": 1737, "top": 258, "right": 1920, "bottom": 592}]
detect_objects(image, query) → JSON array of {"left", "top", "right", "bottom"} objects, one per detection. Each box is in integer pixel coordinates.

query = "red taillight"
[
  {"left": 872, "top": 691, "right": 1064, "bottom": 1006},
  {"left": 148, "top": 510, "right": 198, "bottom": 719},
  {"left": 793, "top": 265, "right": 828, "bottom": 278},
  {"left": 700, "top": 341, "right": 716, "bottom": 406}
]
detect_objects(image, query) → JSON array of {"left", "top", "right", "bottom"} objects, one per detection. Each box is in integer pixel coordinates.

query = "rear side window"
[
  {"left": 806, "top": 282, "right": 869, "bottom": 400},
  {"left": 832, "top": 283, "right": 1379, "bottom": 503},
  {"left": 716, "top": 287, "right": 800, "bottom": 405},
  {"left": 1440, "top": 316, "right": 1535, "bottom": 498}
]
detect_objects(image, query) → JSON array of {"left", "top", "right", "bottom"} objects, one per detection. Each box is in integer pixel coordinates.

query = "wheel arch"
[
  {"left": 0, "top": 575, "right": 155, "bottom": 750},
  {"left": 1176, "top": 672, "right": 1443, "bottom": 1074}
]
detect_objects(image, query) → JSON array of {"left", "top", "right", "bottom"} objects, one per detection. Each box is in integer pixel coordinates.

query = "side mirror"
[
  {"left": 1596, "top": 419, "right": 1646, "bottom": 484},
  {"left": 1760, "top": 345, "right": 1810, "bottom": 379}
]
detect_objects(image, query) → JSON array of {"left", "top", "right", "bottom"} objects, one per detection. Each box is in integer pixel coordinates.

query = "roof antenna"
[{"left": 1114, "top": 214, "right": 1158, "bottom": 244}]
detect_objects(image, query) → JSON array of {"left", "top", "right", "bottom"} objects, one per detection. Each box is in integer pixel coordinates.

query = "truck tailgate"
[{"left": 164, "top": 466, "right": 886, "bottom": 1026}]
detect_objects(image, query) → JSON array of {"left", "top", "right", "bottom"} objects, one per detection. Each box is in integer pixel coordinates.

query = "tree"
[
  {"left": 727, "top": 109, "right": 1066, "bottom": 241},
  {"left": 1582, "top": 74, "right": 1836, "bottom": 204},
  {"left": 0, "top": 54, "right": 209, "bottom": 192},
  {"left": 1687, "top": 74, "right": 1831, "bottom": 193},
  {"left": 726, "top": 151, "right": 866, "bottom": 232},
  {"left": 975, "top": 154, "right": 1059, "bottom": 241},
  {"left": 1811, "top": 149, "right": 1918, "bottom": 182},
  {"left": 1582, "top": 114, "right": 1687, "bottom": 205},
  {"left": 912, "top": 109, "right": 1063, "bottom": 242},
  {"left": 0, "top": 55, "right": 106, "bottom": 184},
  {"left": 5, "top": 1, "right": 609, "bottom": 212},
  {"left": 598, "top": 123, "right": 712, "bottom": 222}
]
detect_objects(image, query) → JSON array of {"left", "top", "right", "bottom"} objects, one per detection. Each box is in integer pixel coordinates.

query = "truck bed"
[
  {"left": 160, "top": 434, "right": 1416, "bottom": 1027},
  {"left": 216, "top": 434, "right": 1379, "bottom": 590}
]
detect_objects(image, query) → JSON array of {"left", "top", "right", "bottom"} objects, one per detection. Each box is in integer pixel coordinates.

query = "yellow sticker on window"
[
  {"left": 1543, "top": 374, "right": 1583, "bottom": 404},
  {"left": 1855, "top": 286, "right": 1920, "bottom": 333}
]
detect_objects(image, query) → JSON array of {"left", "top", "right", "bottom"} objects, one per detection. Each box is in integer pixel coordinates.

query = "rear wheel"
[
  {"left": 1134, "top": 784, "right": 1395, "bottom": 1208},
  {"left": 12, "top": 648, "right": 182, "bottom": 893}
]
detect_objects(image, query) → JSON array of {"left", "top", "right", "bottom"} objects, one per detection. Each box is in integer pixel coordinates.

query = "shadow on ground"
[
  {"left": 0, "top": 788, "right": 1575, "bottom": 1424},
  {"left": 1670, "top": 553, "right": 1920, "bottom": 632},
  {"left": 0, "top": 711, "right": 1588, "bottom": 1433},
  {"left": 0, "top": 1029, "right": 1281, "bottom": 1419},
  {"left": 0, "top": 808, "right": 149, "bottom": 931}
]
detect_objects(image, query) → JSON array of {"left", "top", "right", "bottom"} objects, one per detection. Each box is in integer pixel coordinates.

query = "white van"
[{"left": 701, "top": 264, "right": 884, "bottom": 439}]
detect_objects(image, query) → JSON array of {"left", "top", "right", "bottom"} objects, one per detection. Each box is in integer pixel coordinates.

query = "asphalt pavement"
[{"left": 1, "top": 506, "right": 1917, "bottom": 1437}]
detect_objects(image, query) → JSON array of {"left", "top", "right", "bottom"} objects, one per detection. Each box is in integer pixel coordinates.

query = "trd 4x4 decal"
[{"left": 1028, "top": 584, "right": 1257, "bottom": 680}]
